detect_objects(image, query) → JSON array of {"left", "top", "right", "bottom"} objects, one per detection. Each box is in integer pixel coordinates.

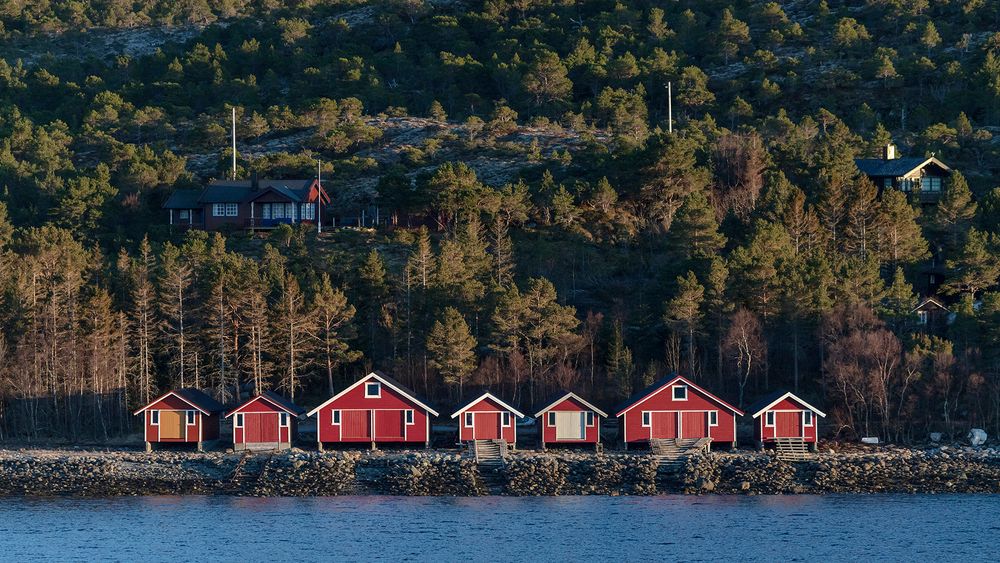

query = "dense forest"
[{"left": 0, "top": 0, "right": 999, "bottom": 443}]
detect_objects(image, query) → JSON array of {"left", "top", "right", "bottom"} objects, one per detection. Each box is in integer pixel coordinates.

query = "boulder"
[
  {"left": 968, "top": 428, "right": 988, "bottom": 447},
  {"left": 929, "top": 432, "right": 942, "bottom": 443}
]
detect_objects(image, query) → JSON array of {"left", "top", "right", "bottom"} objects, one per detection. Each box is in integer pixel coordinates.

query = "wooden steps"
[
  {"left": 774, "top": 437, "right": 811, "bottom": 462},
  {"left": 650, "top": 437, "right": 711, "bottom": 472},
  {"left": 470, "top": 439, "right": 508, "bottom": 467}
]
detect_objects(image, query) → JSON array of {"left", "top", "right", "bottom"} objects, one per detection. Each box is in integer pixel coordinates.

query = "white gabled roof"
[
  {"left": 751, "top": 391, "right": 827, "bottom": 419},
  {"left": 450, "top": 392, "right": 525, "bottom": 419},
  {"left": 306, "top": 372, "right": 439, "bottom": 417},
  {"left": 533, "top": 392, "right": 608, "bottom": 418}
]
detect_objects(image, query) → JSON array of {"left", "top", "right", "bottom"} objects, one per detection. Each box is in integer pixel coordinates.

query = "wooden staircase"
[
  {"left": 470, "top": 439, "right": 508, "bottom": 467},
  {"left": 650, "top": 437, "right": 711, "bottom": 472},
  {"left": 774, "top": 437, "right": 811, "bottom": 462}
]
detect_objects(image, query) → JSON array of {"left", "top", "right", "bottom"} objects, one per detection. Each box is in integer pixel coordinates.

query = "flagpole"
[{"left": 231, "top": 107, "right": 237, "bottom": 180}]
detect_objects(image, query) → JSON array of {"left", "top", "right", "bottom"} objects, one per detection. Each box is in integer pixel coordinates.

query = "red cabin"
[
  {"left": 133, "top": 389, "right": 225, "bottom": 452},
  {"left": 616, "top": 374, "right": 743, "bottom": 449},
  {"left": 308, "top": 371, "right": 438, "bottom": 450},
  {"left": 226, "top": 391, "right": 305, "bottom": 451},
  {"left": 451, "top": 393, "right": 523, "bottom": 446},
  {"left": 748, "top": 391, "right": 826, "bottom": 449},
  {"left": 534, "top": 391, "right": 607, "bottom": 450}
]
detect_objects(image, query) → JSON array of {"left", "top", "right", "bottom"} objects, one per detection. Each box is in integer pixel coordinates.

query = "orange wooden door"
[
  {"left": 651, "top": 412, "right": 677, "bottom": 439},
  {"left": 681, "top": 411, "right": 708, "bottom": 438},
  {"left": 159, "top": 410, "right": 184, "bottom": 439}
]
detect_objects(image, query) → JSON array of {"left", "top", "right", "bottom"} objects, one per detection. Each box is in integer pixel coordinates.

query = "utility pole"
[
  {"left": 231, "top": 107, "right": 237, "bottom": 180},
  {"left": 667, "top": 81, "right": 673, "bottom": 134}
]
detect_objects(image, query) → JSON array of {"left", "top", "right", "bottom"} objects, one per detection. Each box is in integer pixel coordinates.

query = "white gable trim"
[
  {"left": 451, "top": 392, "right": 525, "bottom": 419},
  {"left": 132, "top": 391, "right": 211, "bottom": 416},
  {"left": 225, "top": 394, "right": 301, "bottom": 418},
  {"left": 751, "top": 391, "right": 827, "bottom": 419},
  {"left": 616, "top": 375, "right": 744, "bottom": 417},
  {"left": 534, "top": 392, "right": 608, "bottom": 418},
  {"left": 306, "top": 372, "right": 439, "bottom": 417}
]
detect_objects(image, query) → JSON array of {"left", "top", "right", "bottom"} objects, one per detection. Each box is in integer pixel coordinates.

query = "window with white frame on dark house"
[
  {"left": 765, "top": 411, "right": 775, "bottom": 426},
  {"left": 186, "top": 410, "right": 196, "bottom": 425},
  {"left": 151, "top": 411, "right": 159, "bottom": 425},
  {"left": 548, "top": 412, "right": 556, "bottom": 426},
  {"left": 235, "top": 413, "right": 243, "bottom": 428},
  {"left": 303, "top": 203, "right": 315, "bottom": 220},
  {"left": 502, "top": 412, "right": 511, "bottom": 427},
  {"left": 804, "top": 411, "right": 813, "bottom": 426},
  {"left": 709, "top": 411, "right": 718, "bottom": 426},
  {"left": 673, "top": 385, "right": 688, "bottom": 400},
  {"left": 332, "top": 410, "right": 341, "bottom": 424},
  {"left": 464, "top": 412, "right": 473, "bottom": 427},
  {"left": 586, "top": 411, "right": 595, "bottom": 426},
  {"left": 917, "top": 311, "right": 929, "bottom": 325},
  {"left": 642, "top": 411, "right": 651, "bottom": 426},
  {"left": 922, "top": 176, "right": 941, "bottom": 192},
  {"left": 225, "top": 203, "right": 238, "bottom": 216},
  {"left": 365, "top": 382, "right": 381, "bottom": 397},
  {"left": 405, "top": 410, "right": 414, "bottom": 425},
  {"left": 262, "top": 203, "right": 272, "bottom": 219},
  {"left": 213, "top": 203, "right": 226, "bottom": 216}
]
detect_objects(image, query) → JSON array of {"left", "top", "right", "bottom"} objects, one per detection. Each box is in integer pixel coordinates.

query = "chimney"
[
  {"left": 251, "top": 171, "right": 259, "bottom": 191},
  {"left": 884, "top": 144, "right": 896, "bottom": 160}
]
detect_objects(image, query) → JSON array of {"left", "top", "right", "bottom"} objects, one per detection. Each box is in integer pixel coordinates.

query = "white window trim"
[
  {"left": 804, "top": 411, "right": 814, "bottom": 427},
  {"left": 585, "top": 411, "right": 595, "bottom": 427},
  {"left": 225, "top": 203, "right": 238, "bottom": 216},
  {"left": 641, "top": 411, "right": 651, "bottom": 427},
  {"left": 213, "top": 203, "right": 225, "bottom": 217},
  {"left": 547, "top": 412, "right": 556, "bottom": 426},
  {"left": 150, "top": 410, "right": 159, "bottom": 425},
  {"left": 501, "top": 412, "right": 511, "bottom": 427},
  {"left": 280, "top": 413, "right": 289, "bottom": 427},
  {"left": 186, "top": 410, "right": 196, "bottom": 425},
  {"left": 235, "top": 413, "right": 243, "bottom": 428},
  {"left": 464, "top": 412, "right": 473, "bottom": 428},
  {"left": 365, "top": 382, "right": 381, "bottom": 398},
  {"left": 709, "top": 411, "right": 718, "bottom": 427},
  {"left": 672, "top": 385, "right": 688, "bottom": 401},
  {"left": 765, "top": 411, "right": 775, "bottom": 427},
  {"left": 332, "top": 410, "right": 341, "bottom": 425},
  {"left": 405, "top": 410, "right": 415, "bottom": 425}
]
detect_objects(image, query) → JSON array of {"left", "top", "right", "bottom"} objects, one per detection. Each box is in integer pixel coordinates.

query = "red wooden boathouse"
[
  {"left": 451, "top": 393, "right": 523, "bottom": 446},
  {"left": 226, "top": 391, "right": 305, "bottom": 451},
  {"left": 308, "top": 371, "right": 438, "bottom": 450},
  {"left": 616, "top": 374, "right": 743, "bottom": 449},
  {"left": 534, "top": 391, "right": 607, "bottom": 450},
  {"left": 748, "top": 391, "right": 826, "bottom": 449},
  {"left": 133, "top": 389, "right": 225, "bottom": 452}
]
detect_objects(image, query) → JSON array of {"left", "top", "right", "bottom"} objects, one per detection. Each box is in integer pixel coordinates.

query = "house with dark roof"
[
  {"left": 164, "top": 174, "right": 330, "bottom": 231},
  {"left": 226, "top": 391, "right": 306, "bottom": 451},
  {"left": 133, "top": 388, "right": 226, "bottom": 452},
  {"left": 855, "top": 144, "right": 950, "bottom": 203}
]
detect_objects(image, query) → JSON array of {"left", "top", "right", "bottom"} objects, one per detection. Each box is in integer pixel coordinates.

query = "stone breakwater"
[{"left": 0, "top": 447, "right": 997, "bottom": 497}]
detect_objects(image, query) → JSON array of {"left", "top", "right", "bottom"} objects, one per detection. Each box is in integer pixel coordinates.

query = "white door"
[{"left": 555, "top": 412, "right": 585, "bottom": 440}]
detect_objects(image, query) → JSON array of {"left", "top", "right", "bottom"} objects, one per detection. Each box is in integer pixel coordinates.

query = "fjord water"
[{"left": 0, "top": 495, "right": 996, "bottom": 561}]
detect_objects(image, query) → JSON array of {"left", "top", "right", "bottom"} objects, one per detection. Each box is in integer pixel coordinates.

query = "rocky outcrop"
[{"left": 0, "top": 446, "right": 996, "bottom": 497}]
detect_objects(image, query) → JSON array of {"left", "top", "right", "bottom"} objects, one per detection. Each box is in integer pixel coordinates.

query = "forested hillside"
[{"left": 0, "top": 0, "right": 998, "bottom": 443}]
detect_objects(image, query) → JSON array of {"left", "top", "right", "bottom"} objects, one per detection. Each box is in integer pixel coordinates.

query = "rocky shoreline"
[{"left": 0, "top": 446, "right": 997, "bottom": 497}]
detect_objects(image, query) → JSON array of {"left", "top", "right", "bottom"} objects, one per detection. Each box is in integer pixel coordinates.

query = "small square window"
[
  {"left": 642, "top": 411, "right": 651, "bottom": 427},
  {"left": 151, "top": 411, "right": 159, "bottom": 425},
  {"left": 765, "top": 411, "right": 775, "bottom": 427},
  {"left": 186, "top": 410, "right": 196, "bottom": 425},
  {"left": 804, "top": 411, "right": 813, "bottom": 426},
  {"left": 502, "top": 412, "right": 511, "bottom": 427},
  {"left": 225, "top": 203, "right": 239, "bottom": 216},
  {"left": 332, "top": 410, "right": 341, "bottom": 425},
  {"left": 464, "top": 412, "right": 473, "bottom": 427},
  {"left": 672, "top": 385, "right": 688, "bottom": 401},
  {"left": 405, "top": 410, "right": 414, "bottom": 425},
  {"left": 547, "top": 412, "right": 556, "bottom": 426},
  {"left": 280, "top": 413, "right": 289, "bottom": 427},
  {"left": 235, "top": 413, "right": 243, "bottom": 428},
  {"left": 586, "top": 411, "right": 595, "bottom": 427},
  {"left": 179, "top": 209, "right": 190, "bottom": 220},
  {"left": 365, "top": 382, "right": 381, "bottom": 398},
  {"left": 213, "top": 203, "right": 225, "bottom": 217},
  {"left": 709, "top": 411, "right": 718, "bottom": 427}
]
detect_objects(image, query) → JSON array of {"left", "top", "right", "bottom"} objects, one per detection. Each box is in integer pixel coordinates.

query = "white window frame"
[
  {"left": 641, "top": 411, "right": 651, "bottom": 427},
  {"left": 709, "top": 411, "right": 718, "bottom": 427},
  {"left": 765, "top": 411, "right": 775, "bottom": 427},
  {"left": 186, "top": 410, "right": 196, "bottom": 425},
  {"left": 213, "top": 203, "right": 226, "bottom": 217},
  {"left": 280, "top": 413, "right": 289, "bottom": 427},
  {"left": 501, "top": 412, "right": 511, "bottom": 427},
  {"left": 178, "top": 209, "right": 190, "bottom": 220},
  {"left": 332, "top": 410, "right": 341, "bottom": 425},
  {"left": 150, "top": 410, "right": 159, "bottom": 425},
  {"left": 464, "top": 412, "right": 473, "bottom": 428},
  {"left": 235, "top": 413, "right": 244, "bottom": 428},
  {"left": 225, "top": 203, "right": 238, "bottom": 216},
  {"left": 262, "top": 203, "right": 272, "bottom": 220},
  {"left": 917, "top": 310, "right": 929, "bottom": 325},
  {"left": 804, "top": 411, "right": 814, "bottom": 427},
  {"left": 365, "top": 382, "right": 381, "bottom": 398},
  {"left": 672, "top": 385, "right": 688, "bottom": 401},
  {"left": 303, "top": 203, "right": 315, "bottom": 220},
  {"left": 585, "top": 411, "right": 595, "bottom": 427},
  {"left": 405, "top": 410, "right": 415, "bottom": 425},
  {"left": 547, "top": 412, "right": 556, "bottom": 426}
]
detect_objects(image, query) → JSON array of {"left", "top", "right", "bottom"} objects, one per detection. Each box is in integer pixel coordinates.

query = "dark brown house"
[
  {"left": 855, "top": 144, "right": 950, "bottom": 203},
  {"left": 164, "top": 176, "right": 330, "bottom": 231}
]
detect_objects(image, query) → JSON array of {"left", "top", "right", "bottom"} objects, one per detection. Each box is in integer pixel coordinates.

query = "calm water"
[{"left": 0, "top": 494, "right": 996, "bottom": 561}]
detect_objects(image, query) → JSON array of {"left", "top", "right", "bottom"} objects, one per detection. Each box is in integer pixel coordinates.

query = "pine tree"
[
  {"left": 426, "top": 307, "right": 477, "bottom": 398},
  {"left": 664, "top": 271, "right": 705, "bottom": 378},
  {"left": 879, "top": 267, "right": 917, "bottom": 336},
  {"left": 878, "top": 189, "right": 929, "bottom": 267},
  {"left": 943, "top": 228, "right": 1000, "bottom": 296},
  {"left": 669, "top": 189, "right": 726, "bottom": 267},
  {"left": 312, "top": 273, "right": 361, "bottom": 394},
  {"left": 934, "top": 171, "right": 978, "bottom": 252},
  {"left": 158, "top": 242, "right": 195, "bottom": 388},
  {"left": 273, "top": 272, "right": 314, "bottom": 401},
  {"left": 606, "top": 318, "right": 635, "bottom": 398},
  {"left": 359, "top": 249, "right": 389, "bottom": 361}
]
